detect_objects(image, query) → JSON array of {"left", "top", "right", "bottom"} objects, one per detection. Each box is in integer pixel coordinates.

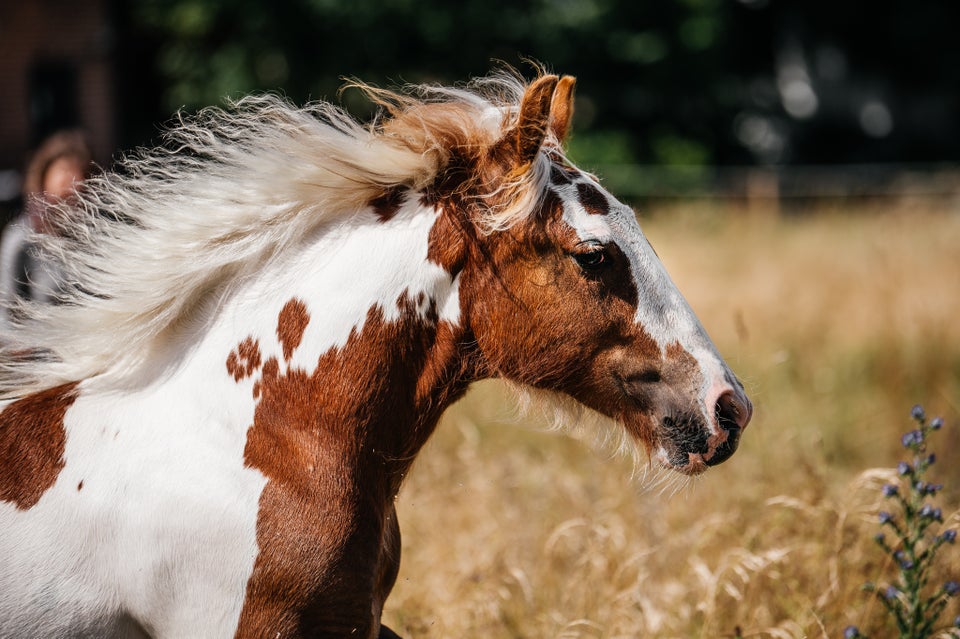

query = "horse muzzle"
[{"left": 617, "top": 368, "right": 752, "bottom": 475}]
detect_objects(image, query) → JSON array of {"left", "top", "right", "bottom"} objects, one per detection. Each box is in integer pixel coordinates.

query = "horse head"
[{"left": 427, "top": 75, "right": 752, "bottom": 475}]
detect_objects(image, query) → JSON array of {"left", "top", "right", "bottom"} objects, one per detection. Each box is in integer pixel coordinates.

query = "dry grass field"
[{"left": 383, "top": 201, "right": 960, "bottom": 638}]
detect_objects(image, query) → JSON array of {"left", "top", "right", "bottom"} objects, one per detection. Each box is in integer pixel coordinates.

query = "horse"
[{"left": 0, "top": 72, "right": 752, "bottom": 638}]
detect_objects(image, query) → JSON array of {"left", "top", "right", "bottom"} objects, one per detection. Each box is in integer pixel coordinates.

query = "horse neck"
[{"left": 186, "top": 199, "right": 474, "bottom": 488}]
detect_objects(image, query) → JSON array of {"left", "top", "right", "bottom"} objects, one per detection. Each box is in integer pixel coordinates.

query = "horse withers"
[{"left": 0, "top": 73, "right": 751, "bottom": 638}]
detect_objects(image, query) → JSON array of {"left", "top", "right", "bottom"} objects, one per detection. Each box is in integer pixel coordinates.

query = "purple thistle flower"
[
  {"left": 931, "top": 416, "right": 944, "bottom": 430},
  {"left": 926, "top": 453, "right": 936, "bottom": 465},
  {"left": 945, "top": 581, "right": 960, "bottom": 596},
  {"left": 844, "top": 626, "right": 860, "bottom": 639},
  {"left": 901, "top": 430, "right": 923, "bottom": 447},
  {"left": 942, "top": 529, "right": 957, "bottom": 543},
  {"left": 912, "top": 404, "right": 926, "bottom": 421},
  {"left": 898, "top": 461, "right": 912, "bottom": 476},
  {"left": 882, "top": 483, "right": 899, "bottom": 497},
  {"left": 885, "top": 585, "right": 900, "bottom": 599},
  {"left": 927, "top": 482, "right": 943, "bottom": 495},
  {"left": 918, "top": 504, "right": 943, "bottom": 522},
  {"left": 879, "top": 511, "right": 893, "bottom": 524},
  {"left": 875, "top": 532, "right": 886, "bottom": 544},
  {"left": 914, "top": 481, "right": 927, "bottom": 494},
  {"left": 893, "top": 550, "right": 913, "bottom": 569}
]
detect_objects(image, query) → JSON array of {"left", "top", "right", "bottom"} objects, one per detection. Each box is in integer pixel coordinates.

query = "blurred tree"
[{"left": 115, "top": 0, "right": 960, "bottom": 168}]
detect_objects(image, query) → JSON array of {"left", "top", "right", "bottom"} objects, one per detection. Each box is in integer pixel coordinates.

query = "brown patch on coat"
[
  {"left": 234, "top": 289, "right": 476, "bottom": 636},
  {"left": 576, "top": 181, "right": 610, "bottom": 216},
  {"left": 426, "top": 205, "right": 467, "bottom": 275},
  {"left": 227, "top": 337, "right": 262, "bottom": 382},
  {"left": 369, "top": 188, "right": 406, "bottom": 223},
  {"left": 0, "top": 382, "right": 80, "bottom": 510},
  {"left": 277, "top": 298, "right": 310, "bottom": 361}
]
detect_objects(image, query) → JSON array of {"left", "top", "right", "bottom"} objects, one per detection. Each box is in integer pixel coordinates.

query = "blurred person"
[{"left": 0, "top": 130, "right": 93, "bottom": 332}]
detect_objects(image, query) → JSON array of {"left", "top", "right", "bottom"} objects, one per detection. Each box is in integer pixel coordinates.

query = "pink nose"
[
  {"left": 704, "top": 389, "right": 752, "bottom": 467},
  {"left": 716, "top": 390, "right": 752, "bottom": 432}
]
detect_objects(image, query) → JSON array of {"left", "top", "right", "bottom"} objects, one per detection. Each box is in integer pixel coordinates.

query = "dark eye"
[{"left": 572, "top": 248, "right": 609, "bottom": 271}]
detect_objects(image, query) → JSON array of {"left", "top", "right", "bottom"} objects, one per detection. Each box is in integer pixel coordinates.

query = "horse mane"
[{"left": 0, "top": 71, "right": 556, "bottom": 398}]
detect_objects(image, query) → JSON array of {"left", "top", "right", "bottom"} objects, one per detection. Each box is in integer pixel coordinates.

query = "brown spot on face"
[
  {"left": 369, "top": 187, "right": 405, "bottom": 223},
  {"left": 0, "top": 382, "right": 80, "bottom": 510},
  {"left": 576, "top": 181, "right": 610, "bottom": 216},
  {"left": 277, "top": 299, "right": 310, "bottom": 362},
  {"left": 550, "top": 164, "right": 572, "bottom": 185},
  {"left": 77, "top": 480, "right": 84, "bottom": 491},
  {"left": 227, "top": 337, "right": 262, "bottom": 382}
]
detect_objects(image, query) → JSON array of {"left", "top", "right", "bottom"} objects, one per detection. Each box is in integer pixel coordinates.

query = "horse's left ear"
[
  {"left": 496, "top": 74, "right": 560, "bottom": 171},
  {"left": 549, "top": 75, "right": 576, "bottom": 144}
]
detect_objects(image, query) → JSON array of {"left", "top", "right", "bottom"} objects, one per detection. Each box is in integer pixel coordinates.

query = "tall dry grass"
[{"left": 383, "top": 201, "right": 960, "bottom": 638}]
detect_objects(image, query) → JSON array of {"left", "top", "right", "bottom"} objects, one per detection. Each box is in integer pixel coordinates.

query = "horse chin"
[
  {"left": 654, "top": 422, "right": 742, "bottom": 476},
  {"left": 619, "top": 411, "right": 714, "bottom": 476},
  {"left": 655, "top": 449, "right": 710, "bottom": 476}
]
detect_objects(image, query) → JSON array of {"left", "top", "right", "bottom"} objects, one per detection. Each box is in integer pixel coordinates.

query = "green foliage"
[
  {"left": 566, "top": 130, "right": 637, "bottom": 168},
  {"left": 119, "top": 1, "right": 960, "bottom": 166},
  {"left": 650, "top": 131, "right": 710, "bottom": 166},
  {"left": 123, "top": 0, "right": 739, "bottom": 165}
]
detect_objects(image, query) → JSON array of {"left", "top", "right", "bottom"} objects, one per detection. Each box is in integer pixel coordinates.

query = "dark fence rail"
[{"left": 592, "top": 163, "right": 960, "bottom": 207}]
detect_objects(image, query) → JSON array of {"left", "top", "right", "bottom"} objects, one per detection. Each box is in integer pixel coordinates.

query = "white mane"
[{"left": 0, "top": 72, "right": 555, "bottom": 398}]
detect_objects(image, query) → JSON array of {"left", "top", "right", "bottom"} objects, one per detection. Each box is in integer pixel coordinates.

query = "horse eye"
[{"left": 572, "top": 249, "right": 609, "bottom": 271}]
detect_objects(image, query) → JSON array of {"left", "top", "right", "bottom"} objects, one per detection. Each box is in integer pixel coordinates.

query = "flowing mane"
[{"left": 0, "top": 72, "right": 556, "bottom": 398}]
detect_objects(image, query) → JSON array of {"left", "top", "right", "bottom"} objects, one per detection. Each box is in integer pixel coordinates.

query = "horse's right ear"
[
  {"left": 494, "top": 75, "right": 560, "bottom": 171},
  {"left": 549, "top": 75, "right": 576, "bottom": 144}
]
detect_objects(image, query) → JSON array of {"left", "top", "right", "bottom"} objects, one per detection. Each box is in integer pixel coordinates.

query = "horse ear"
[
  {"left": 497, "top": 74, "right": 559, "bottom": 170},
  {"left": 549, "top": 75, "right": 576, "bottom": 143}
]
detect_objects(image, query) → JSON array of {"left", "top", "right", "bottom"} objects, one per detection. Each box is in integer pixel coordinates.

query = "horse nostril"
[{"left": 715, "top": 391, "right": 751, "bottom": 432}]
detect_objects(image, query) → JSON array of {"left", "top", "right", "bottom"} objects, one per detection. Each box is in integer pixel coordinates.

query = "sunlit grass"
[{"left": 384, "top": 202, "right": 960, "bottom": 637}]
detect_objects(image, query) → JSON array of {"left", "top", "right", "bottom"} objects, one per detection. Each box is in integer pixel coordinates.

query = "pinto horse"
[{"left": 0, "top": 73, "right": 751, "bottom": 638}]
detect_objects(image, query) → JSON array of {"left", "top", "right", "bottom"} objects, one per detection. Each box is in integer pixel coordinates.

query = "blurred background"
[
  {"left": 2, "top": 1, "right": 959, "bottom": 636},
  {"left": 2, "top": 0, "right": 960, "bottom": 213}
]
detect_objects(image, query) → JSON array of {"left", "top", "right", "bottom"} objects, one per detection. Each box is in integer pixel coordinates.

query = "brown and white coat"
[{"left": 0, "top": 73, "right": 751, "bottom": 638}]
